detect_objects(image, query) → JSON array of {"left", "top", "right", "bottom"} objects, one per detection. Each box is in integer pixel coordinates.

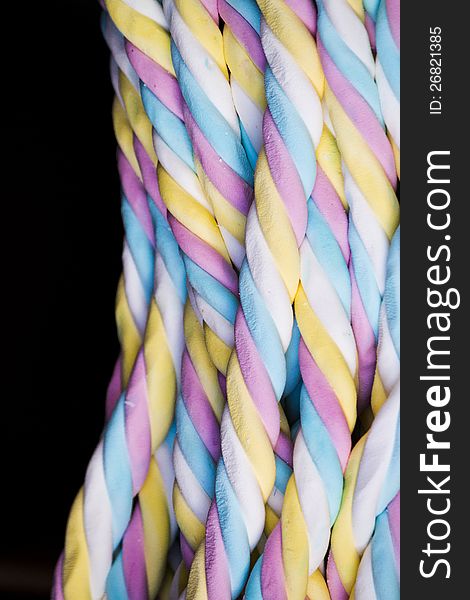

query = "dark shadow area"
[{"left": 3, "top": 2, "right": 121, "bottom": 596}]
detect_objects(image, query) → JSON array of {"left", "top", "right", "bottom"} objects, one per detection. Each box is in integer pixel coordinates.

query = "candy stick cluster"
[{"left": 53, "top": 0, "right": 400, "bottom": 598}]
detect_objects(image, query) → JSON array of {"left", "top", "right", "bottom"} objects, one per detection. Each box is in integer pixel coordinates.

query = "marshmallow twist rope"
[
  {"left": 105, "top": 16, "right": 182, "bottom": 592},
  {"left": 106, "top": 425, "right": 178, "bottom": 600},
  {"left": 161, "top": 0, "right": 254, "bottom": 375},
  {"left": 111, "top": 106, "right": 179, "bottom": 600},
  {"left": 113, "top": 55, "right": 181, "bottom": 599},
  {"left": 122, "top": 0, "right": 298, "bottom": 566},
  {"left": 166, "top": 377, "right": 298, "bottom": 594},
  {"left": 219, "top": 0, "right": 266, "bottom": 168},
  {"left": 106, "top": 15, "right": 188, "bottom": 592},
  {"left": 327, "top": 229, "right": 400, "bottom": 600},
  {"left": 351, "top": 492, "right": 400, "bottom": 600},
  {"left": 103, "top": 0, "right": 239, "bottom": 565},
  {"left": 218, "top": 0, "right": 303, "bottom": 541},
  {"left": 52, "top": 93, "right": 164, "bottom": 600},
  {"left": 106, "top": 0, "right": 236, "bottom": 380},
  {"left": 317, "top": 0, "right": 399, "bottom": 416},
  {"left": 55, "top": 47, "right": 186, "bottom": 600},
  {"left": 55, "top": 3, "right": 200, "bottom": 595},
  {"left": 244, "top": 121, "right": 358, "bottom": 599},
  {"left": 375, "top": 0, "right": 400, "bottom": 178},
  {"left": 362, "top": 0, "right": 379, "bottom": 49},
  {"left": 105, "top": 38, "right": 183, "bottom": 597},
  {"left": 115, "top": 5, "right": 298, "bottom": 580},
  {"left": 184, "top": 401, "right": 295, "bottom": 598},
  {"left": 182, "top": 1, "right": 327, "bottom": 597},
  {"left": 101, "top": 12, "right": 161, "bottom": 417},
  {"left": 370, "top": 225, "right": 400, "bottom": 416},
  {"left": 327, "top": 388, "right": 400, "bottom": 600},
  {"left": 162, "top": 0, "right": 254, "bottom": 274},
  {"left": 105, "top": 0, "right": 288, "bottom": 580}
]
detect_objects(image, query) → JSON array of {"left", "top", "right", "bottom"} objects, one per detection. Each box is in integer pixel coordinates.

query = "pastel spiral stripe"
[
  {"left": 265, "top": 405, "right": 295, "bottom": 537},
  {"left": 362, "top": 0, "right": 379, "bottom": 48},
  {"left": 375, "top": 0, "right": 400, "bottom": 178},
  {"left": 218, "top": 0, "right": 304, "bottom": 543},
  {"left": 112, "top": 80, "right": 182, "bottom": 600},
  {"left": 106, "top": 427, "right": 178, "bottom": 600},
  {"left": 327, "top": 229, "right": 400, "bottom": 599},
  {"left": 103, "top": 11, "right": 142, "bottom": 417},
  {"left": 161, "top": 0, "right": 254, "bottom": 379},
  {"left": 169, "top": 365, "right": 298, "bottom": 593},
  {"left": 317, "top": 0, "right": 399, "bottom": 415},
  {"left": 53, "top": 18, "right": 174, "bottom": 597},
  {"left": 55, "top": 27, "right": 187, "bottom": 598},
  {"left": 172, "top": 302, "right": 226, "bottom": 567},
  {"left": 352, "top": 230, "right": 400, "bottom": 554},
  {"left": 56, "top": 0, "right": 403, "bottom": 598},
  {"left": 351, "top": 493, "right": 400, "bottom": 600},
  {"left": 105, "top": 0, "right": 236, "bottom": 564},
  {"left": 107, "top": 3, "right": 303, "bottom": 581},
  {"left": 219, "top": 0, "right": 266, "bottom": 168},
  {"left": 144, "top": 0, "right": 293, "bottom": 574},
  {"left": 106, "top": 9, "right": 190, "bottom": 598},
  {"left": 102, "top": 13, "right": 158, "bottom": 410},
  {"left": 105, "top": 0, "right": 248, "bottom": 575},
  {"left": 183, "top": 1, "right": 327, "bottom": 597},
  {"left": 104, "top": 16, "right": 186, "bottom": 596},
  {"left": 163, "top": 0, "right": 254, "bottom": 267},
  {"left": 244, "top": 121, "right": 358, "bottom": 599},
  {"left": 371, "top": 227, "right": 400, "bottom": 415}
]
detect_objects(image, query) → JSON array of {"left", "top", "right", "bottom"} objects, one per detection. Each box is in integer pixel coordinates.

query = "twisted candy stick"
[
  {"left": 371, "top": 225, "right": 399, "bottom": 415},
  {"left": 218, "top": 0, "right": 304, "bottom": 542},
  {"left": 106, "top": 0, "right": 235, "bottom": 378},
  {"left": 105, "top": 426, "right": 177, "bottom": 600},
  {"left": 162, "top": 0, "right": 254, "bottom": 275},
  {"left": 244, "top": 121, "right": 357, "bottom": 599},
  {"left": 107, "top": 0, "right": 262, "bottom": 578},
  {"left": 56, "top": 15, "right": 182, "bottom": 599},
  {"left": 112, "top": 137, "right": 156, "bottom": 407},
  {"left": 244, "top": 414, "right": 303, "bottom": 600},
  {"left": 104, "top": 0, "right": 236, "bottom": 564},
  {"left": 101, "top": 13, "right": 158, "bottom": 417},
  {"left": 102, "top": 12, "right": 146, "bottom": 415},
  {"left": 166, "top": 369, "right": 297, "bottom": 593},
  {"left": 54, "top": 73, "right": 186, "bottom": 600},
  {"left": 103, "top": 16, "right": 184, "bottom": 590},
  {"left": 172, "top": 302, "right": 226, "bottom": 568},
  {"left": 108, "top": 76, "right": 182, "bottom": 600},
  {"left": 105, "top": 14, "right": 183, "bottom": 589},
  {"left": 182, "top": 1, "right": 326, "bottom": 597},
  {"left": 317, "top": 0, "right": 399, "bottom": 415},
  {"left": 350, "top": 231, "right": 400, "bottom": 586},
  {"left": 107, "top": 14, "right": 188, "bottom": 595},
  {"left": 352, "top": 493, "right": 400, "bottom": 600},
  {"left": 375, "top": 0, "right": 400, "bottom": 179},
  {"left": 219, "top": 0, "right": 266, "bottom": 168},
  {"left": 327, "top": 229, "right": 400, "bottom": 599},
  {"left": 161, "top": 0, "right": 254, "bottom": 371},
  {"left": 109, "top": 0, "right": 282, "bottom": 565},
  {"left": 362, "top": 0, "right": 379, "bottom": 48},
  {"left": 327, "top": 387, "right": 400, "bottom": 600},
  {"left": 131, "top": 16, "right": 296, "bottom": 563},
  {"left": 265, "top": 383, "right": 299, "bottom": 538},
  {"left": 331, "top": 381, "right": 400, "bottom": 600},
  {"left": 53, "top": 34, "right": 175, "bottom": 592}
]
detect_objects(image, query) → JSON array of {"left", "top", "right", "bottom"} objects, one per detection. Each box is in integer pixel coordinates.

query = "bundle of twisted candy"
[{"left": 53, "top": 1, "right": 400, "bottom": 599}]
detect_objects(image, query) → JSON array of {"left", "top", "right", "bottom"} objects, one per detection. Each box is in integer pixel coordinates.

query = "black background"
[
  {"left": 3, "top": 2, "right": 121, "bottom": 597},
  {"left": 3, "top": 1, "right": 468, "bottom": 598}
]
